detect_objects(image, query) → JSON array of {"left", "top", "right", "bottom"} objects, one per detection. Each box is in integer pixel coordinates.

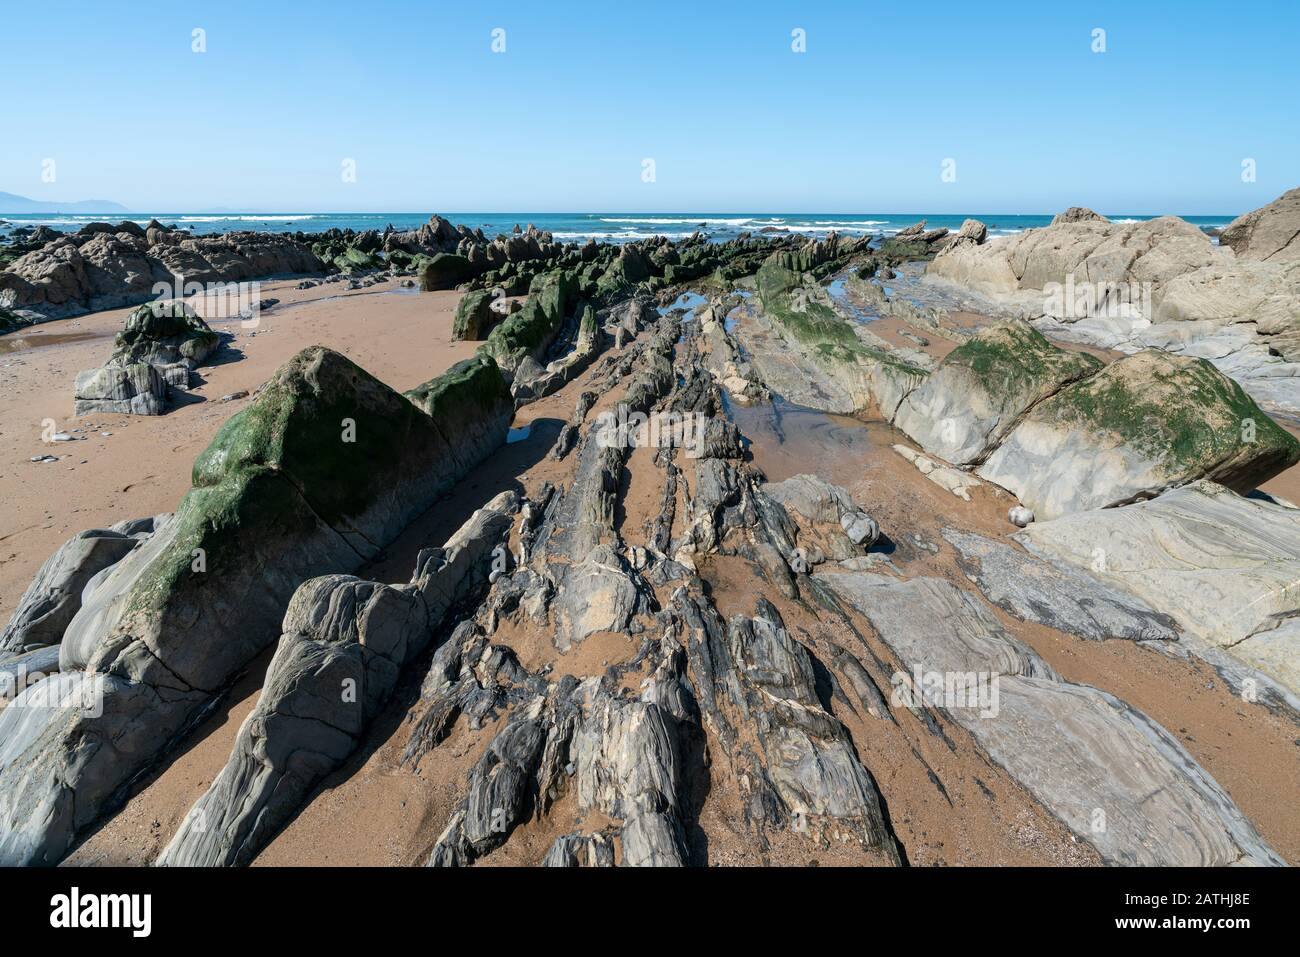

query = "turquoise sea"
[{"left": 0, "top": 211, "right": 1237, "bottom": 243}]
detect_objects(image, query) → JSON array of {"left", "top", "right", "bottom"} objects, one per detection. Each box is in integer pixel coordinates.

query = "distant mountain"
[{"left": 0, "top": 191, "right": 130, "bottom": 214}]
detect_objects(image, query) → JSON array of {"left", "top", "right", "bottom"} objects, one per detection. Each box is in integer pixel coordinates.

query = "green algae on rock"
[
  {"left": 893, "top": 322, "right": 1103, "bottom": 465},
  {"left": 978, "top": 350, "right": 1300, "bottom": 518}
]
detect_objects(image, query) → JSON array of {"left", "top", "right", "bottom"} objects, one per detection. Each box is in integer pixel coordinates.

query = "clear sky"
[{"left": 1, "top": 0, "right": 1295, "bottom": 214}]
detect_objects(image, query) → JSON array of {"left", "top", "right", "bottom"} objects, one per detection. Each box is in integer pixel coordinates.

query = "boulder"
[
  {"left": 112, "top": 300, "right": 219, "bottom": 368},
  {"left": 977, "top": 350, "right": 1300, "bottom": 519},
  {"left": 1050, "top": 207, "right": 1109, "bottom": 225},
  {"left": 73, "top": 362, "right": 166, "bottom": 415},
  {"left": 419, "top": 253, "right": 475, "bottom": 291},
  {"left": 892, "top": 322, "right": 1102, "bottom": 465},
  {"left": 1219, "top": 186, "right": 1300, "bottom": 262}
]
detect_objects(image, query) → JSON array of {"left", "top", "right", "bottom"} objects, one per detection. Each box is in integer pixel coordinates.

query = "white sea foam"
[
  {"left": 810, "top": 220, "right": 889, "bottom": 226},
  {"left": 552, "top": 230, "right": 699, "bottom": 240},
  {"left": 177, "top": 214, "right": 316, "bottom": 222},
  {"left": 598, "top": 217, "right": 757, "bottom": 226}
]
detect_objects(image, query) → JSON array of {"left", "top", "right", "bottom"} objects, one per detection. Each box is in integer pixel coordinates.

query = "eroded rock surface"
[
  {"left": 0, "top": 346, "right": 512, "bottom": 865},
  {"left": 1015, "top": 480, "right": 1300, "bottom": 698}
]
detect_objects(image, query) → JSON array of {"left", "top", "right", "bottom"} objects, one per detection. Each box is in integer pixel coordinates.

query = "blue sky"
[{"left": 1, "top": 0, "right": 1295, "bottom": 214}]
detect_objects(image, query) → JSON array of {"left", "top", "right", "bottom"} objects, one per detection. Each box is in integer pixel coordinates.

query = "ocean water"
[{"left": 0, "top": 211, "right": 1236, "bottom": 243}]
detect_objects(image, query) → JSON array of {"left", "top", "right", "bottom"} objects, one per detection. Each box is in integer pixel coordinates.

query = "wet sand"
[
  {"left": 0, "top": 277, "right": 475, "bottom": 623},
  {"left": 731, "top": 394, "right": 1300, "bottom": 863}
]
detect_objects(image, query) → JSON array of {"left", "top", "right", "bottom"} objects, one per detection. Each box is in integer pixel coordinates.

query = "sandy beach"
[{"left": 0, "top": 278, "right": 474, "bottom": 623}]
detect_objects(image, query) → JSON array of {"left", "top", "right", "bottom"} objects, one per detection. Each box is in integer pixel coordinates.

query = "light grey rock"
[
  {"left": 0, "top": 646, "right": 62, "bottom": 701},
  {"left": 973, "top": 677, "right": 1282, "bottom": 865},
  {"left": 542, "top": 832, "right": 615, "bottom": 867},
  {"left": 819, "top": 573, "right": 1056, "bottom": 681},
  {"left": 1008, "top": 505, "right": 1034, "bottom": 527},
  {"left": 1220, "top": 186, "right": 1300, "bottom": 263},
  {"left": 73, "top": 363, "right": 165, "bottom": 416},
  {"left": 157, "top": 494, "right": 516, "bottom": 867},
  {"left": 976, "top": 351, "right": 1299, "bottom": 519},
  {"left": 840, "top": 511, "right": 879, "bottom": 547},
  {"left": 0, "top": 528, "right": 139, "bottom": 655},
  {"left": 819, "top": 568, "right": 1281, "bottom": 865},
  {"left": 941, "top": 528, "right": 1179, "bottom": 642},
  {"left": 1015, "top": 479, "right": 1300, "bottom": 697},
  {"left": 1051, "top": 207, "right": 1109, "bottom": 225},
  {"left": 892, "top": 322, "right": 1102, "bottom": 466},
  {"left": 552, "top": 544, "right": 641, "bottom": 651}
]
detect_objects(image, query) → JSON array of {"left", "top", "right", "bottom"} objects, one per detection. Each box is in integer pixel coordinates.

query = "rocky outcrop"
[
  {"left": 924, "top": 190, "right": 1300, "bottom": 413},
  {"left": 761, "top": 474, "right": 879, "bottom": 559},
  {"left": 1051, "top": 207, "right": 1109, "bottom": 225},
  {"left": 1015, "top": 480, "right": 1300, "bottom": 699},
  {"left": 976, "top": 350, "right": 1299, "bottom": 519},
  {"left": 893, "top": 322, "right": 1102, "bottom": 465},
  {"left": 0, "top": 346, "right": 513, "bottom": 865},
  {"left": 74, "top": 301, "right": 220, "bottom": 415},
  {"left": 0, "top": 229, "right": 324, "bottom": 322},
  {"left": 0, "top": 519, "right": 164, "bottom": 657},
  {"left": 742, "top": 255, "right": 1297, "bottom": 521},
  {"left": 941, "top": 528, "right": 1180, "bottom": 642},
  {"left": 755, "top": 251, "right": 928, "bottom": 417},
  {"left": 820, "top": 570, "right": 1282, "bottom": 865},
  {"left": 1220, "top": 186, "right": 1300, "bottom": 262},
  {"left": 451, "top": 289, "right": 497, "bottom": 341},
  {"left": 157, "top": 493, "right": 518, "bottom": 867}
]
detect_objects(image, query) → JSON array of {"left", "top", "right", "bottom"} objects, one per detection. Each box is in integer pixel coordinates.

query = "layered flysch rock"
[
  {"left": 819, "top": 570, "right": 1282, "bottom": 865},
  {"left": 0, "top": 521, "right": 160, "bottom": 658},
  {"left": 157, "top": 492, "right": 517, "bottom": 867},
  {"left": 1015, "top": 480, "right": 1300, "bottom": 699},
  {"left": 941, "top": 528, "right": 1179, "bottom": 642},
  {"left": 976, "top": 350, "right": 1299, "bottom": 519},
  {"left": 0, "top": 345, "right": 512, "bottom": 865}
]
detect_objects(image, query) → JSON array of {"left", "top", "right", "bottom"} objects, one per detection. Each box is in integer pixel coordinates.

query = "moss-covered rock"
[
  {"left": 420, "top": 253, "right": 475, "bottom": 291},
  {"left": 979, "top": 349, "right": 1300, "bottom": 518},
  {"left": 894, "top": 322, "right": 1103, "bottom": 465},
  {"left": 451, "top": 289, "right": 498, "bottom": 341},
  {"left": 479, "top": 268, "right": 577, "bottom": 375},
  {"left": 405, "top": 354, "right": 512, "bottom": 474},
  {"left": 22, "top": 345, "right": 514, "bottom": 865},
  {"left": 755, "top": 252, "right": 927, "bottom": 415},
  {"left": 113, "top": 300, "right": 219, "bottom": 368}
]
